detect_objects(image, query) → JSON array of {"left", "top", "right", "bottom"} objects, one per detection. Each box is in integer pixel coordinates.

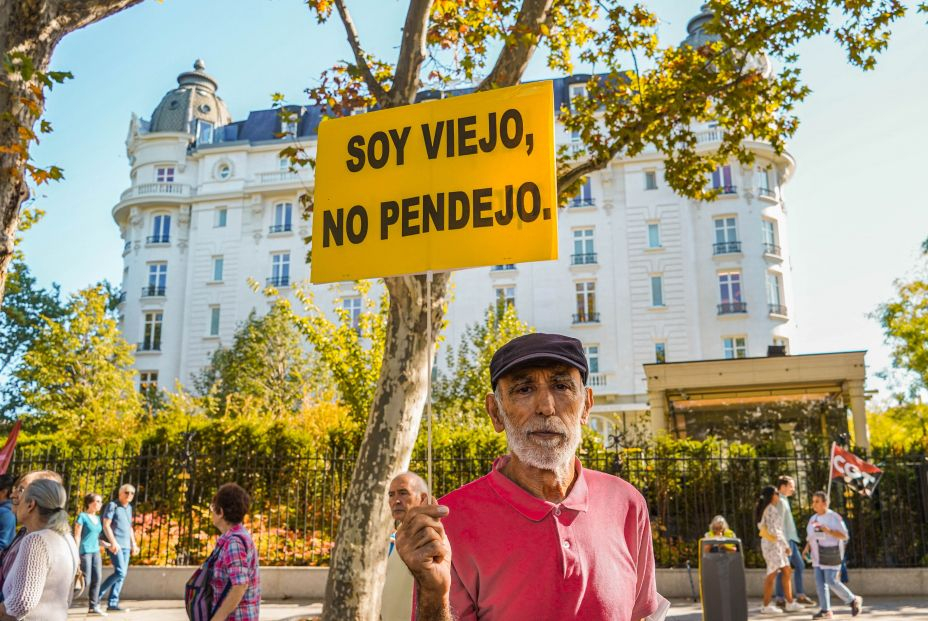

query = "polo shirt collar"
[{"left": 487, "top": 455, "right": 590, "bottom": 521}]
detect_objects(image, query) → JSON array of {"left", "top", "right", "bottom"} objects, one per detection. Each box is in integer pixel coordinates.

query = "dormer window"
[
  {"left": 281, "top": 119, "right": 298, "bottom": 137},
  {"left": 156, "top": 167, "right": 174, "bottom": 183},
  {"left": 569, "top": 83, "right": 588, "bottom": 109},
  {"left": 196, "top": 119, "right": 213, "bottom": 144}
]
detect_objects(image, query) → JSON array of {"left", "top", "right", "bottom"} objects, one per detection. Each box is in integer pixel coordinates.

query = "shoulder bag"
[{"left": 184, "top": 533, "right": 248, "bottom": 621}]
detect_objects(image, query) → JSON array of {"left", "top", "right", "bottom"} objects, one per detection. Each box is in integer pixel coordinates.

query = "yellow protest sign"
[{"left": 311, "top": 82, "right": 557, "bottom": 283}]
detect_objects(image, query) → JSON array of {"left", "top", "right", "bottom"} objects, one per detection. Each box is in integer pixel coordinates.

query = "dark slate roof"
[{"left": 196, "top": 75, "right": 597, "bottom": 146}]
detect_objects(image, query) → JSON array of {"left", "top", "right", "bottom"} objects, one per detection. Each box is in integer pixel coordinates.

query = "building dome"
[
  {"left": 681, "top": 5, "right": 772, "bottom": 78},
  {"left": 149, "top": 60, "right": 232, "bottom": 134}
]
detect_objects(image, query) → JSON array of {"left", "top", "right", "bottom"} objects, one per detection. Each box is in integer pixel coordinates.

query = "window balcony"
[
  {"left": 763, "top": 243, "right": 781, "bottom": 257},
  {"left": 146, "top": 235, "right": 170, "bottom": 245},
  {"left": 116, "top": 291, "right": 126, "bottom": 305},
  {"left": 572, "top": 312, "right": 600, "bottom": 324},
  {"left": 588, "top": 372, "right": 607, "bottom": 387},
  {"left": 269, "top": 224, "right": 293, "bottom": 234},
  {"left": 141, "top": 285, "right": 166, "bottom": 297},
  {"left": 119, "top": 182, "right": 193, "bottom": 202},
  {"left": 713, "top": 241, "right": 741, "bottom": 255},
  {"left": 768, "top": 304, "right": 788, "bottom": 316},
  {"left": 571, "top": 252, "right": 598, "bottom": 265},
  {"left": 491, "top": 264, "right": 517, "bottom": 272},
  {"left": 137, "top": 342, "right": 162, "bottom": 352},
  {"left": 568, "top": 197, "right": 595, "bottom": 208},
  {"left": 758, "top": 187, "right": 777, "bottom": 199},
  {"left": 266, "top": 276, "right": 290, "bottom": 287},
  {"left": 122, "top": 241, "right": 131, "bottom": 256},
  {"left": 717, "top": 302, "right": 747, "bottom": 315}
]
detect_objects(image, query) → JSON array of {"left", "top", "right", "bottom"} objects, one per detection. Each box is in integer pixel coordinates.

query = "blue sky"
[{"left": 21, "top": 1, "right": 928, "bottom": 402}]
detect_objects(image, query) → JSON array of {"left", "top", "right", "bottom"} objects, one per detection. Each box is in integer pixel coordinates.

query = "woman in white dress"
[
  {"left": 755, "top": 485, "right": 801, "bottom": 614},
  {"left": 0, "top": 479, "right": 79, "bottom": 620}
]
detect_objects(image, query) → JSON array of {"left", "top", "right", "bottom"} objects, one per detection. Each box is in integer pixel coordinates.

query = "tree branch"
[
  {"left": 477, "top": 0, "right": 554, "bottom": 92},
  {"left": 55, "top": 0, "right": 144, "bottom": 36},
  {"left": 333, "top": 0, "right": 389, "bottom": 104},
  {"left": 391, "top": 0, "right": 434, "bottom": 106}
]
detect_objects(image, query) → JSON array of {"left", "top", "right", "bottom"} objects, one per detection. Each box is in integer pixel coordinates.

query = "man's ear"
[
  {"left": 580, "top": 386, "right": 593, "bottom": 425},
  {"left": 486, "top": 392, "right": 506, "bottom": 433}
]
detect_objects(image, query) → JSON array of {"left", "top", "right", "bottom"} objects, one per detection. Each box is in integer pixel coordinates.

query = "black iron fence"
[{"left": 9, "top": 444, "right": 927, "bottom": 568}]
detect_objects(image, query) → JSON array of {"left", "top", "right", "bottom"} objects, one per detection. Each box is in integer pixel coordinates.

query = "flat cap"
[{"left": 490, "top": 333, "right": 588, "bottom": 388}]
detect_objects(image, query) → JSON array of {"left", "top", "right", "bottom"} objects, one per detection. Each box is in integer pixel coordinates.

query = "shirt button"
[
  {"left": 554, "top": 506, "right": 561, "bottom": 516},
  {"left": 562, "top": 540, "right": 570, "bottom": 549}
]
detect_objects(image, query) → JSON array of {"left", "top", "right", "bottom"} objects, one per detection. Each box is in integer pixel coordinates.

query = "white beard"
[{"left": 498, "top": 404, "right": 581, "bottom": 471}]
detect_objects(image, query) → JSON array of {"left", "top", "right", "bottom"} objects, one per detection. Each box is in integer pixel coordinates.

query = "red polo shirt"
[{"left": 440, "top": 456, "right": 661, "bottom": 621}]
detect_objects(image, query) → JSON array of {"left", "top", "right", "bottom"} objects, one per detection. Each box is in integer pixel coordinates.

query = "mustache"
[{"left": 523, "top": 419, "right": 568, "bottom": 435}]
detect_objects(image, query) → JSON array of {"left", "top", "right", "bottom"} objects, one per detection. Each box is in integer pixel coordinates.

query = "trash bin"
[{"left": 698, "top": 537, "right": 748, "bottom": 621}]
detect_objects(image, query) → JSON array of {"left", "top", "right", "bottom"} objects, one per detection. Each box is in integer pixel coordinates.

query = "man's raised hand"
[{"left": 395, "top": 503, "right": 452, "bottom": 615}]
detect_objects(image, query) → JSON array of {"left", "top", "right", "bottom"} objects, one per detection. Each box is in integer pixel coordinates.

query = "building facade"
[{"left": 114, "top": 25, "right": 796, "bottom": 437}]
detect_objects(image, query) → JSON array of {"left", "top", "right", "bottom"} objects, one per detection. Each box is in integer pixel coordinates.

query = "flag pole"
[{"left": 826, "top": 441, "right": 836, "bottom": 506}]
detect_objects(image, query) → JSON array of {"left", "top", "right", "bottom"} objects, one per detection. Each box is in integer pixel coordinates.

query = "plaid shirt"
[{"left": 210, "top": 524, "right": 260, "bottom": 621}]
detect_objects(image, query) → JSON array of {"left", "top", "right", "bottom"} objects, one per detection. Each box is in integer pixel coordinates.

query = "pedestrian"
[
  {"left": 774, "top": 475, "right": 815, "bottom": 607},
  {"left": 703, "top": 515, "right": 737, "bottom": 553},
  {"left": 99, "top": 484, "right": 140, "bottom": 613},
  {"left": 0, "top": 470, "right": 63, "bottom": 602},
  {"left": 0, "top": 475, "right": 16, "bottom": 552},
  {"left": 204, "top": 483, "right": 260, "bottom": 620},
  {"left": 0, "top": 479, "right": 79, "bottom": 620},
  {"left": 803, "top": 491, "right": 862, "bottom": 619},
  {"left": 74, "top": 493, "right": 110, "bottom": 616},
  {"left": 381, "top": 472, "right": 429, "bottom": 621},
  {"left": 756, "top": 485, "right": 801, "bottom": 614},
  {"left": 396, "top": 333, "right": 669, "bottom": 620}
]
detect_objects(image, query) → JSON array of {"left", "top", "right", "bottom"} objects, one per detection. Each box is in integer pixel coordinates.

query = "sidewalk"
[{"left": 67, "top": 597, "right": 928, "bottom": 620}]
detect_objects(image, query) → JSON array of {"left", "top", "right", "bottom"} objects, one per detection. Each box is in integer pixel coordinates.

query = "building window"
[
  {"left": 655, "top": 342, "right": 667, "bottom": 363},
  {"left": 573, "top": 281, "right": 597, "bottom": 323},
  {"left": 149, "top": 214, "right": 171, "bottom": 244},
  {"left": 644, "top": 170, "right": 658, "bottom": 191},
  {"left": 155, "top": 167, "right": 174, "bottom": 183},
  {"left": 270, "top": 252, "right": 290, "bottom": 287},
  {"left": 139, "top": 371, "right": 158, "bottom": 393},
  {"left": 217, "top": 164, "right": 231, "bottom": 180},
  {"left": 279, "top": 156, "right": 290, "bottom": 171},
  {"left": 208, "top": 306, "right": 221, "bottom": 336},
  {"left": 495, "top": 285, "right": 516, "bottom": 311},
  {"left": 756, "top": 167, "right": 775, "bottom": 197},
  {"left": 710, "top": 164, "right": 734, "bottom": 193},
  {"left": 584, "top": 344, "right": 600, "bottom": 374},
  {"left": 569, "top": 83, "right": 588, "bottom": 108},
  {"left": 271, "top": 202, "right": 293, "bottom": 233},
  {"left": 718, "top": 271, "right": 744, "bottom": 313},
  {"left": 762, "top": 219, "right": 780, "bottom": 255},
  {"left": 571, "top": 178, "right": 593, "bottom": 207},
  {"left": 723, "top": 336, "right": 747, "bottom": 359},
  {"left": 141, "top": 312, "right": 163, "bottom": 352},
  {"left": 145, "top": 263, "right": 167, "bottom": 296},
  {"left": 281, "top": 118, "right": 299, "bottom": 137},
  {"left": 196, "top": 119, "right": 214, "bottom": 144},
  {"left": 713, "top": 216, "right": 740, "bottom": 254},
  {"left": 343, "top": 296, "right": 362, "bottom": 329},
  {"left": 650, "top": 275, "right": 664, "bottom": 307},
  {"left": 216, "top": 207, "right": 228, "bottom": 227},
  {"left": 212, "top": 256, "right": 224, "bottom": 282},
  {"left": 647, "top": 222, "right": 661, "bottom": 248},
  {"left": 572, "top": 228, "right": 595, "bottom": 264},
  {"left": 766, "top": 272, "right": 785, "bottom": 315},
  {"left": 772, "top": 336, "right": 789, "bottom": 354}
]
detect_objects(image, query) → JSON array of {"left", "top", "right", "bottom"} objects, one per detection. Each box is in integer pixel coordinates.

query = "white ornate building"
[{"left": 113, "top": 13, "right": 796, "bottom": 437}]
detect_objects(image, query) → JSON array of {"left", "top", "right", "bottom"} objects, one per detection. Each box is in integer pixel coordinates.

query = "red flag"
[
  {"left": 0, "top": 421, "right": 21, "bottom": 475},
  {"left": 831, "top": 444, "right": 882, "bottom": 497}
]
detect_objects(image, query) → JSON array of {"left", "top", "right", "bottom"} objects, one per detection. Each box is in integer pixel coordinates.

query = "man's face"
[
  {"left": 119, "top": 488, "right": 135, "bottom": 505},
  {"left": 779, "top": 480, "right": 795, "bottom": 497},
  {"left": 388, "top": 476, "right": 426, "bottom": 523},
  {"left": 811, "top": 496, "right": 827, "bottom": 514},
  {"left": 487, "top": 364, "right": 592, "bottom": 471}
]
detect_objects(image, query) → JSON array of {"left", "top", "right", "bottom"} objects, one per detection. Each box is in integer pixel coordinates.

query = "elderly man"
[
  {"left": 381, "top": 472, "right": 429, "bottom": 621},
  {"left": 397, "top": 333, "right": 668, "bottom": 621},
  {"left": 99, "top": 484, "right": 140, "bottom": 613}
]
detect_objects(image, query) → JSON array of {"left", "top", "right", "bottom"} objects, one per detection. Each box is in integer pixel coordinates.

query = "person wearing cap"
[{"left": 396, "top": 333, "right": 669, "bottom": 621}]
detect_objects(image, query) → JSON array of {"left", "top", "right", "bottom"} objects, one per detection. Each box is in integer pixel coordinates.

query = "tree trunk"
[
  {"left": 0, "top": 0, "right": 142, "bottom": 308},
  {"left": 322, "top": 271, "right": 449, "bottom": 620}
]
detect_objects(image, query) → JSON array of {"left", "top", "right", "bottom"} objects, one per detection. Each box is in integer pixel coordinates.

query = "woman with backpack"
[{"left": 186, "top": 483, "right": 260, "bottom": 621}]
